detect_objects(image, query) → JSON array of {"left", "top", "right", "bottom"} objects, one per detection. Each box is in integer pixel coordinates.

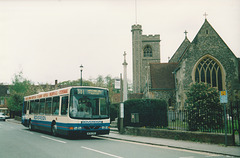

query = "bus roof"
[{"left": 24, "top": 86, "right": 108, "bottom": 101}]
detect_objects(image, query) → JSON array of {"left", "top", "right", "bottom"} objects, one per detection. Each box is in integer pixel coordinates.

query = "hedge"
[{"left": 123, "top": 99, "right": 168, "bottom": 128}]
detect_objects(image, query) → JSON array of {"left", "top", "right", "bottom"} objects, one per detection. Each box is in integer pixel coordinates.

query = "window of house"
[
  {"left": 0, "top": 99, "right": 4, "bottom": 105},
  {"left": 143, "top": 45, "right": 152, "bottom": 57},
  {"left": 194, "top": 57, "right": 223, "bottom": 91}
]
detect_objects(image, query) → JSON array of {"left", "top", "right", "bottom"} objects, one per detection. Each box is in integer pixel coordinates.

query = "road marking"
[
  {"left": 41, "top": 135, "right": 66, "bottom": 144},
  {"left": 81, "top": 146, "right": 124, "bottom": 158},
  {"left": 22, "top": 130, "right": 34, "bottom": 134},
  {"left": 96, "top": 136, "right": 221, "bottom": 157}
]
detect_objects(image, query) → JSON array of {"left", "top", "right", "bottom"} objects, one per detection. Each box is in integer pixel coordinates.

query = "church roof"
[
  {"left": 173, "top": 19, "right": 236, "bottom": 64},
  {"left": 150, "top": 63, "right": 178, "bottom": 90},
  {"left": 169, "top": 37, "right": 190, "bottom": 63},
  {"left": 191, "top": 19, "right": 226, "bottom": 47}
]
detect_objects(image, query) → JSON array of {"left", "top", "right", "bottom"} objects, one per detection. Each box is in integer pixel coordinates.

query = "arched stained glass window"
[
  {"left": 194, "top": 57, "right": 223, "bottom": 91},
  {"left": 143, "top": 45, "right": 152, "bottom": 57}
]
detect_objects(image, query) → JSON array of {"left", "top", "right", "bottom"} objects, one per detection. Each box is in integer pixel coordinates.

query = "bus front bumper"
[{"left": 68, "top": 129, "right": 110, "bottom": 137}]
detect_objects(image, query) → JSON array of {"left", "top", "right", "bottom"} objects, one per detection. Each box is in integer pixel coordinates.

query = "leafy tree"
[
  {"left": 7, "top": 72, "right": 36, "bottom": 117},
  {"left": 95, "top": 75, "right": 105, "bottom": 87},
  {"left": 186, "top": 82, "right": 223, "bottom": 131},
  {"left": 59, "top": 79, "right": 94, "bottom": 87}
]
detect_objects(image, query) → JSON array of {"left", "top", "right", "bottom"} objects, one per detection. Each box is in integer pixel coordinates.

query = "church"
[{"left": 131, "top": 17, "right": 240, "bottom": 109}]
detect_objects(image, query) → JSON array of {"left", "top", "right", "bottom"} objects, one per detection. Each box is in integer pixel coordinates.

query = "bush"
[
  {"left": 123, "top": 99, "right": 168, "bottom": 128},
  {"left": 186, "top": 82, "right": 224, "bottom": 131},
  {"left": 110, "top": 103, "right": 119, "bottom": 122}
]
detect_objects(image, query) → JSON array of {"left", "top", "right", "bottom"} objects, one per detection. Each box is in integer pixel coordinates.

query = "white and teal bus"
[{"left": 22, "top": 86, "right": 110, "bottom": 137}]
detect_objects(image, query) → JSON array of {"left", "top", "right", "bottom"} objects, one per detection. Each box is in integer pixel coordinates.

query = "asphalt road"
[{"left": 0, "top": 121, "right": 236, "bottom": 158}]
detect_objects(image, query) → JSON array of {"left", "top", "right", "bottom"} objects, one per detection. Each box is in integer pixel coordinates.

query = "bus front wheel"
[
  {"left": 51, "top": 123, "right": 57, "bottom": 136},
  {"left": 29, "top": 120, "right": 33, "bottom": 131}
]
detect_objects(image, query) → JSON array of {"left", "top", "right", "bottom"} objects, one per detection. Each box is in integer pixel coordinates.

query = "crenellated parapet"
[
  {"left": 131, "top": 24, "right": 142, "bottom": 31},
  {"left": 142, "top": 34, "right": 160, "bottom": 42}
]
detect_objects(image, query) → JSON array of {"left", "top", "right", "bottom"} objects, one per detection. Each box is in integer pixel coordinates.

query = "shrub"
[
  {"left": 123, "top": 99, "right": 168, "bottom": 128},
  {"left": 186, "top": 82, "right": 224, "bottom": 131},
  {"left": 110, "top": 103, "right": 119, "bottom": 122}
]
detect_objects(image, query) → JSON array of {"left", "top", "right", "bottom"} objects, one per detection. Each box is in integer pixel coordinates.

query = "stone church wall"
[
  {"left": 175, "top": 22, "right": 239, "bottom": 108},
  {"left": 148, "top": 90, "right": 176, "bottom": 108}
]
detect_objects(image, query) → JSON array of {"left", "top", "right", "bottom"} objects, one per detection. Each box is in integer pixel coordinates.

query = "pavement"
[
  {"left": 6, "top": 119, "right": 240, "bottom": 157},
  {"left": 101, "top": 129, "right": 240, "bottom": 157}
]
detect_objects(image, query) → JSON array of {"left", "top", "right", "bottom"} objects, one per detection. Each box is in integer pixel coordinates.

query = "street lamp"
[{"left": 80, "top": 64, "right": 84, "bottom": 86}]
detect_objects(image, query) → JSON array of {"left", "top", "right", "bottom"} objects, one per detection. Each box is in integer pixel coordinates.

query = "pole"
[
  {"left": 224, "top": 103, "right": 228, "bottom": 146},
  {"left": 119, "top": 73, "right": 124, "bottom": 134},
  {"left": 80, "top": 65, "right": 83, "bottom": 86},
  {"left": 122, "top": 52, "right": 128, "bottom": 102},
  {"left": 220, "top": 91, "right": 228, "bottom": 146},
  {"left": 80, "top": 70, "right": 83, "bottom": 86}
]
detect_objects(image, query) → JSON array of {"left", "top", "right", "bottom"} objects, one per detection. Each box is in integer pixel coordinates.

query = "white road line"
[
  {"left": 81, "top": 146, "right": 124, "bottom": 158},
  {"left": 41, "top": 135, "right": 67, "bottom": 144},
  {"left": 22, "top": 130, "right": 34, "bottom": 134}
]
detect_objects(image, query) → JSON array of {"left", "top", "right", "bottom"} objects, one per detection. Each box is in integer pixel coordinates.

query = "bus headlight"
[
  {"left": 78, "top": 126, "right": 82, "bottom": 130},
  {"left": 102, "top": 126, "right": 109, "bottom": 129}
]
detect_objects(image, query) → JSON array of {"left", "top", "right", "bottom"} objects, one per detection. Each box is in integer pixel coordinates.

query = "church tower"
[
  {"left": 131, "top": 24, "right": 161, "bottom": 93},
  {"left": 132, "top": 24, "right": 142, "bottom": 93}
]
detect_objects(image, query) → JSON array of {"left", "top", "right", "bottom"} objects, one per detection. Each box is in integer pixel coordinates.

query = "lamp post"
[{"left": 80, "top": 64, "right": 83, "bottom": 86}]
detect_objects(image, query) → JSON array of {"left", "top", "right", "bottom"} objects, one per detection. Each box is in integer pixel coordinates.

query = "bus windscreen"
[{"left": 69, "top": 88, "right": 109, "bottom": 119}]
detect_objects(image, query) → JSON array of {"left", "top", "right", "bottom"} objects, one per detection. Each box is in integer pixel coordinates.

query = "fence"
[
  {"left": 168, "top": 101, "right": 240, "bottom": 145},
  {"left": 168, "top": 102, "right": 239, "bottom": 133}
]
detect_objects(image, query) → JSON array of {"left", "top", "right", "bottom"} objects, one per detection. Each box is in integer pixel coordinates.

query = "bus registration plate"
[{"left": 87, "top": 132, "right": 96, "bottom": 135}]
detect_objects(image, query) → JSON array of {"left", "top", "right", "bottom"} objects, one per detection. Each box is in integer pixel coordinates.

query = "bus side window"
[
  {"left": 24, "top": 101, "right": 27, "bottom": 114},
  {"left": 30, "top": 100, "right": 35, "bottom": 114},
  {"left": 45, "top": 98, "right": 52, "bottom": 115},
  {"left": 27, "top": 101, "right": 30, "bottom": 114},
  {"left": 52, "top": 96, "right": 60, "bottom": 115},
  {"left": 61, "top": 96, "right": 68, "bottom": 115},
  {"left": 35, "top": 100, "right": 40, "bottom": 114},
  {"left": 39, "top": 99, "right": 45, "bottom": 115}
]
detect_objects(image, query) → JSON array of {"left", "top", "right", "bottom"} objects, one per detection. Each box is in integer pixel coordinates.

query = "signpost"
[
  {"left": 115, "top": 79, "right": 120, "bottom": 90},
  {"left": 220, "top": 90, "right": 228, "bottom": 146},
  {"left": 119, "top": 74, "right": 124, "bottom": 134},
  {"left": 220, "top": 91, "right": 228, "bottom": 104}
]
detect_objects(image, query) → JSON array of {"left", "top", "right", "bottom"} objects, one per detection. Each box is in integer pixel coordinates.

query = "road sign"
[
  {"left": 220, "top": 90, "right": 228, "bottom": 103},
  {"left": 120, "top": 102, "right": 124, "bottom": 118},
  {"left": 115, "top": 79, "right": 120, "bottom": 89}
]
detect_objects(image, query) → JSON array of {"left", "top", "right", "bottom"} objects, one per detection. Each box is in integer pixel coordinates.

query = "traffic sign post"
[
  {"left": 220, "top": 91, "right": 228, "bottom": 146},
  {"left": 220, "top": 91, "right": 228, "bottom": 104},
  {"left": 119, "top": 74, "right": 124, "bottom": 134}
]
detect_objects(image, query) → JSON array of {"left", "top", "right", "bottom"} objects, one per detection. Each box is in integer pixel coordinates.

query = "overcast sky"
[{"left": 1, "top": 0, "right": 240, "bottom": 85}]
